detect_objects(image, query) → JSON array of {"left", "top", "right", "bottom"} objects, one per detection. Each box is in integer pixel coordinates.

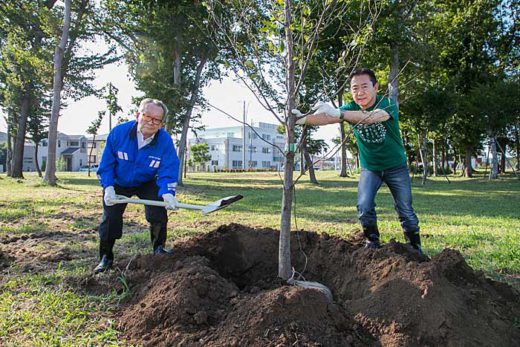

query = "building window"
[
  {"left": 248, "top": 146, "right": 257, "bottom": 153},
  {"left": 211, "top": 160, "right": 218, "bottom": 166},
  {"left": 262, "top": 161, "right": 271, "bottom": 168},
  {"left": 42, "top": 140, "right": 47, "bottom": 147},
  {"left": 92, "top": 142, "right": 97, "bottom": 148},
  {"left": 23, "top": 157, "right": 32, "bottom": 164},
  {"left": 210, "top": 145, "right": 216, "bottom": 151},
  {"left": 81, "top": 141, "right": 86, "bottom": 148},
  {"left": 248, "top": 161, "right": 257, "bottom": 168},
  {"left": 69, "top": 141, "right": 79, "bottom": 147},
  {"left": 58, "top": 140, "right": 61, "bottom": 148},
  {"left": 262, "top": 147, "right": 271, "bottom": 154},
  {"left": 232, "top": 145, "right": 242, "bottom": 152},
  {"left": 227, "top": 132, "right": 234, "bottom": 137},
  {"left": 232, "top": 160, "right": 242, "bottom": 168},
  {"left": 262, "top": 134, "right": 271, "bottom": 140},
  {"left": 88, "top": 155, "right": 97, "bottom": 163}
]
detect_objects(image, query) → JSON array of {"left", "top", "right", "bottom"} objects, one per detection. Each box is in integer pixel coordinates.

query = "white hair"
[{"left": 138, "top": 98, "right": 168, "bottom": 118}]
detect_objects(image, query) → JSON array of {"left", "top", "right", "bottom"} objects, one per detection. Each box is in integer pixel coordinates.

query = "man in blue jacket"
[{"left": 94, "top": 98, "right": 180, "bottom": 273}]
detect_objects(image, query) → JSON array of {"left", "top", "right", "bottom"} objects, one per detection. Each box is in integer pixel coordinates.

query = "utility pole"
[{"left": 242, "top": 101, "right": 246, "bottom": 170}]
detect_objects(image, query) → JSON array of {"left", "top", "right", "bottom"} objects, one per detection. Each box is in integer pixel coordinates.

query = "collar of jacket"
[{"left": 129, "top": 121, "right": 160, "bottom": 147}]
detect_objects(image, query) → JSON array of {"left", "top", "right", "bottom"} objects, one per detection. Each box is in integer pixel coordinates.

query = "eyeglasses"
[{"left": 141, "top": 114, "right": 163, "bottom": 125}]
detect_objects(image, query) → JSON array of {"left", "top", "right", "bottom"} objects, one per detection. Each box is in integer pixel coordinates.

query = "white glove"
[
  {"left": 312, "top": 102, "right": 341, "bottom": 118},
  {"left": 162, "top": 193, "right": 178, "bottom": 210},
  {"left": 104, "top": 186, "right": 116, "bottom": 206},
  {"left": 291, "top": 109, "right": 307, "bottom": 125}
]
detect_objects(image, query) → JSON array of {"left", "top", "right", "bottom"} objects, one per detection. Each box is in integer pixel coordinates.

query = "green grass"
[{"left": 0, "top": 170, "right": 519, "bottom": 345}]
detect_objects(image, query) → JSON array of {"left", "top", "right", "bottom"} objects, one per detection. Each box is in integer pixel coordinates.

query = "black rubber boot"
[
  {"left": 150, "top": 224, "right": 172, "bottom": 254},
  {"left": 94, "top": 239, "right": 115, "bottom": 273},
  {"left": 404, "top": 230, "right": 424, "bottom": 256},
  {"left": 94, "top": 255, "right": 113, "bottom": 273},
  {"left": 363, "top": 225, "right": 381, "bottom": 249}
]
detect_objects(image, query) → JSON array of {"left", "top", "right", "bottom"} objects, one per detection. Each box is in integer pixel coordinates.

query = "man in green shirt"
[{"left": 293, "top": 68, "right": 423, "bottom": 255}]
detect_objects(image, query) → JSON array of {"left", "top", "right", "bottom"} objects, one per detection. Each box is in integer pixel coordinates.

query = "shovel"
[{"left": 112, "top": 194, "right": 243, "bottom": 215}]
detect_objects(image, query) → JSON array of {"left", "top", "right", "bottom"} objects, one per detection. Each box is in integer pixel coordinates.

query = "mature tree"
[
  {"left": 100, "top": 0, "right": 221, "bottom": 186},
  {"left": 44, "top": 0, "right": 71, "bottom": 185},
  {"left": 0, "top": 1, "right": 56, "bottom": 178}
]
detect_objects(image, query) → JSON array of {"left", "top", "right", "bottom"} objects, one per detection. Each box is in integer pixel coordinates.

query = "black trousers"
[{"left": 98, "top": 180, "right": 168, "bottom": 251}]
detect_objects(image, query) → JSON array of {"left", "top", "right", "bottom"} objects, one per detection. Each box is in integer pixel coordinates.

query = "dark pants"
[
  {"left": 98, "top": 180, "right": 168, "bottom": 258},
  {"left": 357, "top": 163, "right": 420, "bottom": 244}
]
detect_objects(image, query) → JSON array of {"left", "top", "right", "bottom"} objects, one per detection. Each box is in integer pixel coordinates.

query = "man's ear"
[
  {"left": 135, "top": 112, "right": 140, "bottom": 120},
  {"left": 374, "top": 83, "right": 379, "bottom": 92}
]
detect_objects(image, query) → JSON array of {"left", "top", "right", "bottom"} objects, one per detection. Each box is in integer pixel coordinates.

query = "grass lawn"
[{"left": 0, "top": 170, "right": 518, "bottom": 345}]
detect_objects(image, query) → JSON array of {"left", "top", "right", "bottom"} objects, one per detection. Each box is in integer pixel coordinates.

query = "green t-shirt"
[{"left": 340, "top": 96, "right": 406, "bottom": 171}]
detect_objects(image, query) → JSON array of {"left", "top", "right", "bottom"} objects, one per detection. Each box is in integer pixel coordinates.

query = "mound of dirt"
[{"left": 113, "top": 223, "right": 519, "bottom": 346}]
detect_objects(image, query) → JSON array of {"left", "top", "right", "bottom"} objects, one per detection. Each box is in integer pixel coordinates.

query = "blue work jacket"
[{"left": 97, "top": 120, "right": 179, "bottom": 197}]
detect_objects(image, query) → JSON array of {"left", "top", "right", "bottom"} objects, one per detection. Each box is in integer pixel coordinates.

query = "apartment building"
[{"left": 188, "top": 122, "right": 285, "bottom": 170}]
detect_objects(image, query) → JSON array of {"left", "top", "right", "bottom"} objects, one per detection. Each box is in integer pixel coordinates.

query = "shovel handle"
[{"left": 113, "top": 196, "right": 204, "bottom": 211}]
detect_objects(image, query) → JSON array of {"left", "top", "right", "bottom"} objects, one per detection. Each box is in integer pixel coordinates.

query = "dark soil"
[{"left": 99, "top": 223, "right": 518, "bottom": 346}]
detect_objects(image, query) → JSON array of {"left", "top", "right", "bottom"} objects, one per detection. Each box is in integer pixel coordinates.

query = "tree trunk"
[
  {"left": 88, "top": 134, "right": 96, "bottom": 177},
  {"left": 489, "top": 136, "right": 499, "bottom": 179},
  {"left": 499, "top": 139, "right": 506, "bottom": 174},
  {"left": 44, "top": 0, "right": 71, "bottom": 186},
  {"left": 34, "top": 143, "right": 42, "bottom": 177},
  {"left": 464, "top": 147, "right": 473, "bottom": 177},
  {"left": 279, "top": 0, "right": 295, "bottom": 281},
  {"left": 515, "top": 120, "right": 520, "bottom": 170},
  {"left": 177, "top": 58, "right": 206, "bottom": 186},
  {"left": 337, "top": 91, "right": 347, "bottom": 177},
  {"left": 421, "top": 136, "right": 428, "bottom": 185},
  {"left": 11, "top": 92, "right": 31, "bottom": 178},
  {"left": 388, "top": 43, "right": 400, "bottom": 107},
  {"left": 441, "top": 140, "right": 446, "bottom": 174},
  {"left": 6, "top": 119, "right": 13, "bottom": 176},
  {"left": 432, "top": 138, "right": 438, "bottom": 176},
  {"left": 305, "top": 151, "right": 318, "bottom": 184},
  {"left": 300, "top": 134, "right": 306, "bottom": 175},
  {"left": 166, "top": 50, "right": 182, "bottom": 134}
]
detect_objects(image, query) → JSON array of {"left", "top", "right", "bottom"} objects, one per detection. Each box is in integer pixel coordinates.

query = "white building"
[
  {"left": 38, "top": 133, "right": 88, "bottom": 171},
  {"left": 188, "top": 122, "right": 285, "bottom": 170}
]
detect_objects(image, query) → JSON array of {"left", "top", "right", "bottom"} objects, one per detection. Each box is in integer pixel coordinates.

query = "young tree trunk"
[
  {"left": 489, "top": 136, "right": 499, "bottom": 179},
  {"left": 44, "top": 0, "right": 71, "bottom": 186},
  {"left": 464, "top": 147, "right": 473, "bottom": 177},
  {"left": 279, "top": 0, "right": 296, "bottom": 281},
  {"left": 11, "top": 92, "right": 31, "bottom": 178},
  {"left": 177, "top": 58, "right": 206, "bottom": 186}
]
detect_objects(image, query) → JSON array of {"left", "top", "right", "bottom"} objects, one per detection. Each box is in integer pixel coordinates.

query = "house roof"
[
  {"left": 61, "top": 148, "right": 80, "bottom": 155},
  {"left": 86, "top": 133, "right": 108, "bottom": 141}
]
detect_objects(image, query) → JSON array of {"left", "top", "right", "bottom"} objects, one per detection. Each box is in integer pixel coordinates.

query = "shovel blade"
[{"left": 201, "top": 195, "right": 243, "bottom": 215}]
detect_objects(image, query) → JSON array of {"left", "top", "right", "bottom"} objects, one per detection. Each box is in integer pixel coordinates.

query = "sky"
[{"left": 0, "top": 59, "right": 341, "bottom": 144}]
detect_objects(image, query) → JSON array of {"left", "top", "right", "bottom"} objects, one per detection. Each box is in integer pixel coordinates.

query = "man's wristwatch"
[{"left": 339, "top": 111, "right": 345, "bottom": 121}]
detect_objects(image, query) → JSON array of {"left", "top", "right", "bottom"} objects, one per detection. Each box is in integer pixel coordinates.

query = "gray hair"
[{"left": 138, "top": 98, "right": 169, "bottom": 118}]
